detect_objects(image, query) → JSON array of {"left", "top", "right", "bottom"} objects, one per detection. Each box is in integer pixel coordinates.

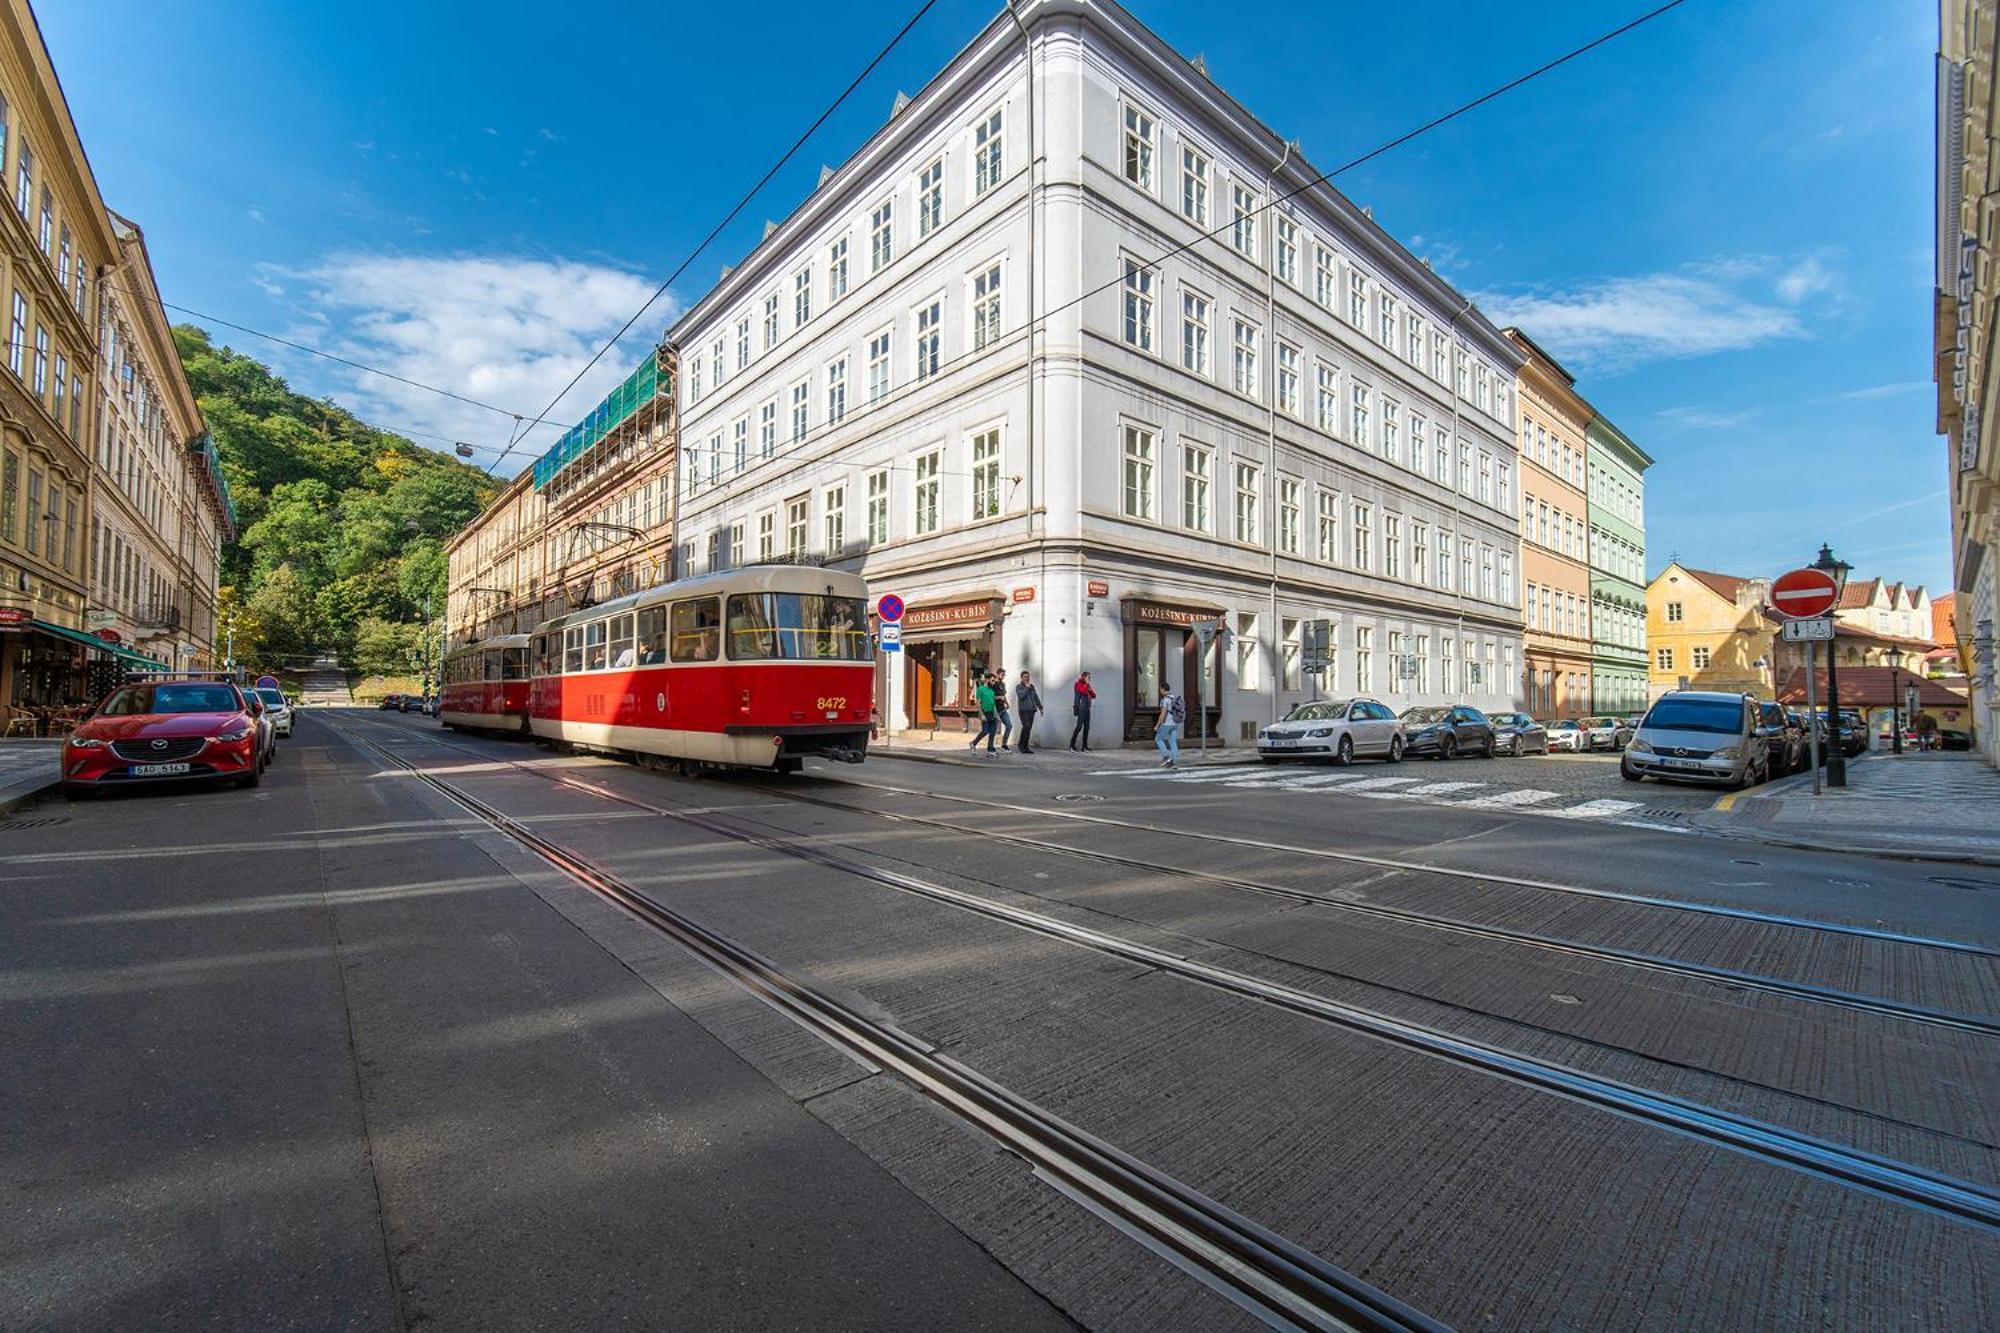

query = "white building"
[{"left": 669, "top": 0, "right": 1523, "bottom": 745}]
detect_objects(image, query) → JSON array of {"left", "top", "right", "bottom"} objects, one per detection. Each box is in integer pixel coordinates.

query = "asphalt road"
[{"left": 5, "top": 708, "right": 1996, "bottom": 1330}]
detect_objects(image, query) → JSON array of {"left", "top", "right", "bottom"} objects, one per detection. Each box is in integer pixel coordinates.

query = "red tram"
[
  {"left": 527, "top": 565, "right": 872, "bottom": 772},
  {"left": 439, "top": 634, "right": 531, "bottom": 734}
]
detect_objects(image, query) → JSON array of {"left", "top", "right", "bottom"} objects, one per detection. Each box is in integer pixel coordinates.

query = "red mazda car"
[{"left": 62, "top": 678, "right": 265, "bottom": 798}]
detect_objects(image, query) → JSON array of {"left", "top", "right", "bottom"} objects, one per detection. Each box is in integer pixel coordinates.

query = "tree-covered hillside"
[{"left": 174, "top": 325, "right": 501, "bottom": 674}]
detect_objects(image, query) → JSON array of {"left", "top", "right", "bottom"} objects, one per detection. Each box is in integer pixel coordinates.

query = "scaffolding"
[{"left": 532, "top": 346, "right": 670, "bottom": 491}]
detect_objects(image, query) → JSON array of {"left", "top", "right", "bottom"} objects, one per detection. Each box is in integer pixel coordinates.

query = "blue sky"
[{"left": 37, "top": 0, "right": 1948, "bottom": 591}]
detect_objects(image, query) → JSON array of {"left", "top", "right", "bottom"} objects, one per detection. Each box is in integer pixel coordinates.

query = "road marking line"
[
  {"left": 1543, "top": 799, "right": 1646, "bottom": 820},
  {"left": 1263, "top": 773, "right": 1379, "bottom": 790},
  {"left": 1449, "top": 788, "right": 1562, "bottom": 809},
  {"left": 1365, "top": 781, "right": 1487, "bottom": 799},
  {"left": 1331, "top": 776, "right": 1425, "bottom": 793},
  {"left": 1616, "top": 819, "right": 1694, "bottom": 834}
]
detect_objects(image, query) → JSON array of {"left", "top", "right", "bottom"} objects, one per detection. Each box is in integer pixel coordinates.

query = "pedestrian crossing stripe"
[
  {"left": 1333, "top": 776, "right": 1424, "bottom": 794},
  {"left": 1090, "top": 767, "right": 1643, "bottom": 821},
  {"left": 1544, "top": 799, "right": 1644, "bottom": 819},
  {"left": 1367, "top": 781, "right": 1486, "bottom": 799},
  {"left": 1450, "top": 788, "right": 1562, "bottom": 809}
]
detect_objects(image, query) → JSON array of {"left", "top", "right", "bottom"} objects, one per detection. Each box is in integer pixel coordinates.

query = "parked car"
[
  {"left": 377, "top": 694, "right": 407, "bottom": 711},
  {"left": 1545, "top": 719, "right": 1585, "bottom": 753},
  {"left": 250, "top": 695, "right": 278, "bottom": 767},
  {"left": 1579, "top": 716, "right": 1633, "bottom": 751},
  {"left": 1755, "top": 701, "right": 1806, "bottom": 778},
  {"left": 1486, "top": 712, "right": 1548, "bottom": 756},
  {"left": 1257, "top": 697, "right": 1405, "bottom": 764},
  {"left": 254, "top": 686, "right": 294, "bottom": 738},
  {"left": 1622, "top": 691, "right": 1769, "bottom": 788},
  {"left": 1938, "top": 728, "right": 1973, "bottom": 751},
  {"left": 1809, "top": 709, "right": 1868, "bottom": 757},
  {"left": 61, "top": 679, "right": 265, "bottom": 797},
  {"left": 1398, "top": 704, "right": 1496, "bottom": 759}
]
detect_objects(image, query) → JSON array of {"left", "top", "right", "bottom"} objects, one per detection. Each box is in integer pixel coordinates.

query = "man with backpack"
[
  {"left": 1155, "top": 685, "right": 1185, "bottom": 767},
  {"left": 967, "top": 676, "right": 1000, "bottom": 755},
  {"left": 1014, "top": 672, "right": 1043, "bottom": 754},
  {"left": 1070, "top": 671, "right": 1096, "bottom": 751}
]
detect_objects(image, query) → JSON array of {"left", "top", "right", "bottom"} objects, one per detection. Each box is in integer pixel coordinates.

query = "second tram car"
[
  {"left": 439, "top": 634, "right": 531, "bottom": 734},
  {"left": 528, "top": 565, "right": 872, "bottom": 771}
]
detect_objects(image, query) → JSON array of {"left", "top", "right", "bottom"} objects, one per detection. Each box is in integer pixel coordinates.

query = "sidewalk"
[
  {"left": 0, "top": 739, "right": 61, "bottom": 813},
  {"left": 870, "top": 726, "right": 1259, "bottom": 770},
  {"left": 1700, "top": 751, "right": 2000, "bottom": 865}
]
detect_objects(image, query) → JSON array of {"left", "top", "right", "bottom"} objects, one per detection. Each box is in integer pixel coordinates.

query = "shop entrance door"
[{"left": 907, "top": 644, "right": 938, "bottom": 728}]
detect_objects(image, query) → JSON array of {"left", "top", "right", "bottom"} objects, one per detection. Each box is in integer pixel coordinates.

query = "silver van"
[{"left": 1620, "top": 691, "right": 1769, "bottom": 788}]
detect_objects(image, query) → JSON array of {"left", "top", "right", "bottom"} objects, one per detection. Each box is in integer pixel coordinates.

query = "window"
[
  {"left": 1412, "top": 522, "right": 1429, "bottom": 585},
  {"left": 1232, "top": 462, "right": 1259, "bottom": 543},
  {"left": 868, "top": 330, "right": 892, "bottom": 402},
  {"left": 870, "top": 200, "right": 894, "bottom": 271},
  {"left": 1347, "top": 270, "right": 1368, "bottom": 327},
  {"left": 9, "top": 291, "right": 25, "bottom": 377},
  {"left": 825, "top": 357, "right": 847, "bottom": 426},
  {"left": 736, "top": 318, "right": 750, "bottom": 370},
  {"left": 1479, "top": 545, "right": 1495, "bottom": 600},
  {"left": 1181, "top": 443, "right": 1211, "bottom": 531},
  {"left": 1282, "top": 618, "right": 1302, "bottom": 691},
  {"left": 1499, "top": 552, "right": 1513, "bottom": 604},
  {"left": 824, "top": 486, "right": 846, "bottom": 553},
  {"left": 866, "top": 469, "right": 890, "bottom": 545},
  {"left": 1122, "top": 425, "right": 1155, "bottom": 520},
  {"left": 1381, "top": 400, "right": 1400, "bottom": 462},
  {"left": 1181, "top": 290, "right": 1210, "bottom": 375},
  {"left": 827, "top": 236, "right": 850, "bottom": 300},
  {"left": 1460, "top": 537, "right": 1475, "bottom": 594},
  {"left": 793, "top": 266, "right": 813, "bottom": 326},
  {"left": 971, "top": 263, "right": 1002, "bottom": 350},
  {"left": 1316, "top": 489, "right": 1338, "bottom": 563},
  {"left": 1665, "top": 601, "right": 1683, "bottom": 623},
  {"left": 31, "top": 325, "right": 46, "bottom": 396},
  {"left": 14, "top": 138, "right": 30, "bottom": 218},
  {"left": 1458, "top": 444, "right": 1473, "bottom": 495},
  {"left": 732, "top": 417, "right": 748, "bottom": 472},
  {"left": 757, "top": 512, "right": 775, "bottom": 560},
  {"left": 915, "top": 299, "right": 941, "bottom": 379},
  {"left": 1230, "top": 184, "right": 1256, "bottom": 256},
  {"left": 1527, "top": 583, "right": 1541, "bottom": 631},
  {"left": 37, "top": 185, "right": 50, "bottom": 254},
  {"left": 1692, "top": 645, "right": 1712, "bottom": 670},
  {"left": 759, "top": 401, "right": 777, "bottom": 459},
  {"left": 1434, "top": 426, "right": 1451, "bottom": 484},
  {"left": 1180, "top": 144, "right": 1209, "bottom": 223},
  {"left": 1378, "top": 295, "right": 1397, "bottom": 349},
  {"left": 52, "top": 354, "right": 65, "bottom": 429},
  {"left": 1406, "top": 313, "right": 1424, "bottom": 366},
  {"left": 974, "top": 109, "right": 1003, "bottom": 195},
  {"left": 763, "top": 292, "right": 780, "bottom": 349},
  {"left": 1356, "top": 626, "right": 1373, "bottom": 692},
  {"left": 671, "top": 598, "right": 722, "bottom": 663},
  {"left": 1296, "top": 367, "right": 1328, "bottom": 440},
  {"left": 24, "top": 469, "right": 39, "bottom": 555},
  {"left": 785, "top": 494, "right": 810, "bottom": 558},
  {"left": 1351, "top": 501, "right": 1372, "bottom": 571},
  {"left": 57, "top": 224, "right": 70, "bottom": 292},
  {"left": 711, "top": 337, "right": 727, "bottom": 388},
  {"left": 1408, "top": 413, "right": 1427, "bottom": 472},
  {"left": 790, "top": 379, "right": 810, "bottom": 443},
  {"left": 1122, "top": 259, "right": 1154, "bottom": 351},
  {"left": 1349, "top": 383, "right": 1371, "bottom": 447},
  {"left": 1657, "top": 647, "right": 1674, "bottom": 671},
  {"left": 970, "top": 428, "right": 1001, "bottom": 519},
  {"left": 1231, "top": 319, "right": 1257, "bottom": 396},
  {"left": 1276, "top": 344, "right": 1300, "bottom": 416},
  {"left": 1384, "top": 515, "right": 1402, "bottom": 579},
  {"left": 1495, "top": 460, "right": 1511, "bottom": 511},
  {"left": 1278, "top": 478, "right": 1300, "bottom": 554},
  {"left": 1276, "top": 218, "right": 1298, "bottom": 285},
  {"left": 1314, "top": 245, "right": 1336, "bottom": 309},
  {"left": 918, "top": 159, "right": 943, "bottom": 237},
  {"left": 913, "top": 450, "right": 941, "bottom": 533},
  {"left": 1122, "top": 104, "right": 1155, "bottom": 188},
  {"left": 1436, "top": 530, "right": 1452, "bottom": 590},
  {"left": 1478, "top": 452, "right": 1492, "bottom": 504}
]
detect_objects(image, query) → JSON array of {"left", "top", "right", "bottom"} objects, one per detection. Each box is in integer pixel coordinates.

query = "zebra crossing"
[{"left": 1092, "top": 763, "right": 1652, "bottom": 823}]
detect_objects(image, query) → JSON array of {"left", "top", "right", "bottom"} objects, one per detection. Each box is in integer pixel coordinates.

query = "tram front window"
[{"left": 726, "top": 593, "right": 870, "bottom": 660}]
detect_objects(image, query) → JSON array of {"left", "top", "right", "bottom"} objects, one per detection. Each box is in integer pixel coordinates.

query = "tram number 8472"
[{"left": 816, "top": 696, "right": 848, "bottom": 711}]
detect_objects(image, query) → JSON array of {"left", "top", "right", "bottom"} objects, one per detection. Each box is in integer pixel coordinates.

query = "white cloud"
[
  {"left": 264, "top": 253, "right": 673, "bottom": 471},
  {"left": 1834, "top": 380, "right": 1927, "bottom": 401},
  {"left": 1477, "top": 255, "right": 1836, "bottom": 373},
  {"left": 1654, "top": 405, "right": 1756, "bottom": 432}
]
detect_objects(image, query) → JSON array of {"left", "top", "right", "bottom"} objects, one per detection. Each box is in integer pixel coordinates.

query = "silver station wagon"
[{"left": 1256, "top": 697, "right": 1406, "bottom": 765}]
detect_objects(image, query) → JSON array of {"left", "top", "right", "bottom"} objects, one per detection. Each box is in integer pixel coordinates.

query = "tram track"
[{"left": 338, "top": 716, "right": 2000, "bottom": 1234}]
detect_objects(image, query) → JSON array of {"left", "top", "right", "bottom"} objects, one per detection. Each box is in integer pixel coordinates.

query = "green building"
[{"left": 1585, "top": 416, "right": 1652, "bottom": 714}]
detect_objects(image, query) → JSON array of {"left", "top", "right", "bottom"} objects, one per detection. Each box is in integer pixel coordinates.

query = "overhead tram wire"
[
  {"left": 665, "top": 0, "right": 1690, "bottom": 504},
  {"left": 483, "top": 0, "right": 943, "bottom": 476}
]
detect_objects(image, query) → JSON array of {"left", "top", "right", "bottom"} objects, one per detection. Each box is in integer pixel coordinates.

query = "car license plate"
[
  {"left": 1268, "top": 737, "right": 1296, "bottom": 747},
  {"left": 130, "top": 762, "right": 191, "bottom": 777},
  {"left": 1663, "top": 758, "right": 1703, "bottom": 770}
]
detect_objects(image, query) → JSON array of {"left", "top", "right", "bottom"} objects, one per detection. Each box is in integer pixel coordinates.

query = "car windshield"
[
  {"left": 1283, "top": 701, "right": 1348, "bottom": 722},
  {"left": 1401, "top": 706, "right": 1450, "bottom": 724},
  {"left": 1550, "top": 720, "right": 1579, "bottom": 730},
  {"left": 96, "top": 683, "right": 240, "bottom": 716},
  {"left": 1644, "top": 697, "right": 1745, "bottom": 734},
  {"left": 256, "top": 688, "right": 286, "bottom": 707},
  {"left": 1496, "top": 714, "right": 1530, "bottom": 727},
  {"left": 725, "top": 593, "right": 871, "bottom": 660}
]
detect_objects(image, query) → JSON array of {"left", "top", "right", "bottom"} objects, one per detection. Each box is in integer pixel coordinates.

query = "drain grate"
[
  {"left": 0, "top": 816, "right": 70, "bottom": 830},
  {"left": 1053, "top": 793, "right": 1104, "bottom": 803}
]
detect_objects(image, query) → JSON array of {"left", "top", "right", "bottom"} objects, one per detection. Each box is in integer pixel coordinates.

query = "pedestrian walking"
[
  {"left": 992, "top": 669, "right": 1014, "bottom": 750},
  {"left": 1154, "top": 685, "right": 1185, "bottom": 767},
  {"left": 968, "top": 676, "right": 1000, "bottom": 755},
  {"left": 1015, "top": 673, "right": 1043, "bottom": 753},
  {"left": 1070, "top": 671, "right": 1096, "bottom": 751}
]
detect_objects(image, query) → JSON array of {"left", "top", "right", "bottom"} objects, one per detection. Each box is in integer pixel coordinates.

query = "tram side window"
[
  {"left": 585, "top": 620, "right": 608, "bottom": 671},
  {"left": 669, "top": 598, "right": 721, "bottom": 662},
  {"left": 503, "top": 648, "right": 529, "bottom": 680},
  {"left": 726, "top": 592, "right": 870, "bottom": 660},
  {"left": 564, "top": 627, "right": 584, "bottom": 674},
  {"left": 637, "top": 608, "right": 668, "bottom": 665},
  {"left": 532, "top": 635, "right": 550, "bottom": 676},
  {"left": 609, "top": 614, "right": 636, "bottom": 669},
  {"left": 484, "top": 650, "right": 502, "bottom": 682}
]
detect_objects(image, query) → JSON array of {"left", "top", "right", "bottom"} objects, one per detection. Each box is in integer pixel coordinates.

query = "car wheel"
[
  {"left": 1620, "top": 762, "right": 1641, "bottom": 782},
  {"left": 1438, "top": 733, "right": 1456, "bottom": 761},
  {"left": 1481, "top": 735, "right": 1496, "bottom": 759},
  {"left": 1387, "top": 735, "right": 1404, "bottom": 763},
  {"left": 1336, "top": 735, "right": 1353, "bottom": 766}
]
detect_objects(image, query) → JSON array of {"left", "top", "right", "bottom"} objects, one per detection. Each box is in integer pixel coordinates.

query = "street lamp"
[
  {"left": 1810, "top": 544, "right": 1853, "bottom": 786},
  {"left": 1885, "top": 644, "right": 1905, "bottom": 756}
]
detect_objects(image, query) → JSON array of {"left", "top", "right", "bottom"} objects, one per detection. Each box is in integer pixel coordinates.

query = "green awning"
[{"left": 30, "top": 619, "right": 167, "bottom": 669}]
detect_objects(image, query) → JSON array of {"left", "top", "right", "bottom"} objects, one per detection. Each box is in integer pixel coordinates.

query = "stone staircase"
[{"left": 298, "top": 668, "right": 351, "bottom": 706}]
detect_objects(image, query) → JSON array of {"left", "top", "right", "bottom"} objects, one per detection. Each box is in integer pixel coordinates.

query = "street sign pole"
[{"left": 1804, "top": 639, "right": 1821, "bottom": 796}]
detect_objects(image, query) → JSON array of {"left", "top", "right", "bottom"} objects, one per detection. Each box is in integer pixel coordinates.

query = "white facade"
[{"left": 669, "top": 0, "right": 1523, "bottom": 744}]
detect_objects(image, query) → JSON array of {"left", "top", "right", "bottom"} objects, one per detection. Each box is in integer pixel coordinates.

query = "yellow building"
[
  {"left": 1645, "top": 563, "right": 1777, "bottom": 698},
  {"left": 1506, "top": 328, "right": 1596, "bottom": 717}
]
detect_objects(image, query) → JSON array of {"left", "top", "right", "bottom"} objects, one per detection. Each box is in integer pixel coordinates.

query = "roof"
[
  {"left": 1838, "top": 577, "right": 1883, "bottom": 610},
  {"left": 1933, "top": 593, "right": 1958, "bottom": 644},
  {"left": 1680, "top": 567, "right": 1755, "bottom": 603},
  {"left": 1775, "top": 667, "right": 1970, "bottom": 708}
]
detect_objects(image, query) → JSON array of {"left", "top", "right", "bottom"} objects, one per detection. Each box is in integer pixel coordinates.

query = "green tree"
[
  {"left": 243, "top": 565, "right": 325, "bottom": 666},
  {"left": 350, "top": 617, "right": 424, "bottom": 678},
  {"left": 398, "top": 538, "right": 448, "bottom": 616}
]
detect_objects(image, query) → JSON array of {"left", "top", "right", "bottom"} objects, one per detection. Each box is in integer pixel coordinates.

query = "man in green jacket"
[{"left": 967, "top": 676, "right": 1000, "bottom": 754}]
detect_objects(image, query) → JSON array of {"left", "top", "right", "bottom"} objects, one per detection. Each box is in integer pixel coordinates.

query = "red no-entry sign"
[{"left": 1771, "top": 567, "right": 1839, "bottom": 619}]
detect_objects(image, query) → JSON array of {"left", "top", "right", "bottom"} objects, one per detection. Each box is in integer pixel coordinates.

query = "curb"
[
  {"left": 1707, "top": 826, "right": 2000, "bottom": 868},
  {"left": 868, "top": 747, "right": 1261, "bottom": 772},
  {"left": 0, "top": 775, "right": 58, "bottom": 815}
]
